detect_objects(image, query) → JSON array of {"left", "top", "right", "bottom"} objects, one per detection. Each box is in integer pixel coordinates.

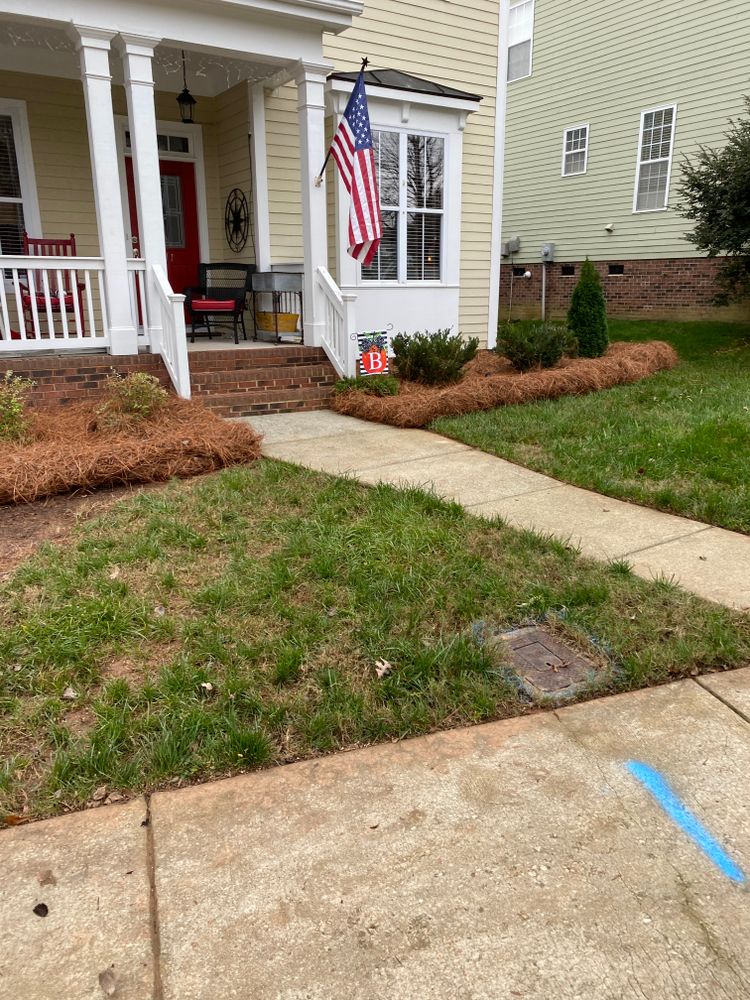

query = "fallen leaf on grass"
[
  {"left": 62, "top": 687, "right": 77, "bottom": 701},
  {"left": 375, "top": 659, "right": 394, "bottom": 679},
  {"left": 108, "top": 566, "right": 121, "bottom": 581},
  {"left": 199, "top": 681, "right": 215, "bottom": 695},
  {"left": 153, "top": 604, "right": 166, "bottom": 618}
]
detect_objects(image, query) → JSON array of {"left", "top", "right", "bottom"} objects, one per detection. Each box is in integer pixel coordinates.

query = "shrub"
[
  {"left": 0, "top": 370, "right": 34, "bottom": 443},
  {"left": 334, "top": 374, "right": 400, "bottom": 396},
  {"left": 391, "top": 329, "right": 479, "bottom": 386},
  {"left": 96, "top": 372, "right": 169, "bottom": 430},
  {"left": 679, "top": 96, "right": 750, "bottom": 303},
  {"left": 567, "top": 258, "right": 609, "bottom": 358},
  {"left": 497, "top": 322, "right": 577, "bottom": 373}
]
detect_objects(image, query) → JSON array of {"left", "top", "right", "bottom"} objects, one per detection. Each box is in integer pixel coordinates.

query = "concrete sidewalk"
[
  {"left": 247, "top": 411, "right": 750, "bottom": 611},
  {"left": 3, "top": 670, "right": 750, "bottom": 999}
]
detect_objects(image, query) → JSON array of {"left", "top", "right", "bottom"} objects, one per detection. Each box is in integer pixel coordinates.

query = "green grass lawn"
[
  {"left": 433, "top": 320, "right": 750, "bottom": 533},
  {"left": 2, "top": 460, "right": 750, "bottom": 821}
]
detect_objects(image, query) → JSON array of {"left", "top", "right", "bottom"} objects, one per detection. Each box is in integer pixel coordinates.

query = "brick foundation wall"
[
  {"left": 499, "top": 257, "right": 749, "bottom": 322},
  {"left": 5, "top": 353, "right": 171, "bottom": 409},
  {"left": 5, "top": 346, "right": 338, "bottom": 415}
]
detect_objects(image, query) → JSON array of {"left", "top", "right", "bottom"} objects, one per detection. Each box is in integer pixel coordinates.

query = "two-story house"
[{"left": 499, "top": 0, "right": 750, "bottom": 323}]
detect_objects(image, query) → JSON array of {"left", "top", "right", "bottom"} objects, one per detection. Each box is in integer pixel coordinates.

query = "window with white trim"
[
  {"left": 0, "top": 114, "right": 27, "bottom": 255},
  {"left": 634, "top": 105, "right": 676, "bottom": 212},
  {"left": 508, "top": 0, "right": 535, "bottom": 82},
  {"left": 562, "top": 124, "right": 589, "bottom": 176},
  {"left": 362, "top": 129, "right": 445, "bottom": 283}
]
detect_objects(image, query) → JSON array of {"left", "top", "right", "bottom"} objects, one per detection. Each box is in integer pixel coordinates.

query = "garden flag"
[
  {"left": 357, "top": 332, "right": 389, "bottom": 376},
  {"left": 328, "top": 67, "right": 383, "bottom": 266}
]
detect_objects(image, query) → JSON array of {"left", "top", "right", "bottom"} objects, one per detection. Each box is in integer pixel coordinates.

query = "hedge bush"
[
  {"left": 497, "top": 322, "right": 577, "bottom": 373},
  {"left": 391, "top": 329, "right": 479, "bottom": 386}
]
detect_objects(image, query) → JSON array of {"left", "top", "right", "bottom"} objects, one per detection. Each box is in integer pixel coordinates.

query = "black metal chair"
[{"left": 185, "top": 263, "right": 256, "bottom": 344}]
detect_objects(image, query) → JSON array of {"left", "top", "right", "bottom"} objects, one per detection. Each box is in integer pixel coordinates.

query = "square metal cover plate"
[{"left": 496, "top": 626, "right": 600, "bottom": 703}]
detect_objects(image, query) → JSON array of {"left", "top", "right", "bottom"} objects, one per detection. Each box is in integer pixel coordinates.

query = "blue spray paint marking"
[{"left": 626, "top": 761, "right": 746, "bottom": 885}]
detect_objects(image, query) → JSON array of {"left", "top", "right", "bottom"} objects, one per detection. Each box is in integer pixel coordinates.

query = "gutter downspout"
[{"left": 486, "top": 0, "right": 511, "bottom": 350}]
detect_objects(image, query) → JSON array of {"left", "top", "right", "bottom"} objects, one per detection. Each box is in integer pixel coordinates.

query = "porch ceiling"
[
  {"left": 0, "top": 21, "right": 289, "bottom": 97},
  {"left": 0, "top": 0, "right": 360, "bottom": 63}
]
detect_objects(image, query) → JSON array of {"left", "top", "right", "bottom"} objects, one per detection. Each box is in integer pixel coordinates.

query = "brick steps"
[{"left": 189, "top": 345, "right": 338, "bottom": 416}]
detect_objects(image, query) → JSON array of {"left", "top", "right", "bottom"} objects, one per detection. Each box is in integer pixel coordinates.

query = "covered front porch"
[{"left": 0, "top": 0, "right": 361, "bottom": 395}]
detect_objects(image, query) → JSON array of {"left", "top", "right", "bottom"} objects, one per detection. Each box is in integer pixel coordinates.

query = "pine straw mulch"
[
  {"left": 0, "top": 398, "right": 262, "bottom": 505},
  {"left": 332, "top": 340, "right": 679, "bottom": 428}
]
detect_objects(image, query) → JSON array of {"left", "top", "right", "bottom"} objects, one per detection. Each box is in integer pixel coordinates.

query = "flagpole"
[{"left": 314, "top": 57, "right": 369, "bottom": 186}]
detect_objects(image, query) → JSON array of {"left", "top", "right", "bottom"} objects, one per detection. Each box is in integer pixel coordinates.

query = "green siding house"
[{"left": 500, "top": 0, "right": 750, "bottom": 320}]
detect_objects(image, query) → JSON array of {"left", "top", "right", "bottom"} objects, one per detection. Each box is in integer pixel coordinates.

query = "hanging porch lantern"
[{"left": 177, "top": 50, "right": 197, "bottom": 124}]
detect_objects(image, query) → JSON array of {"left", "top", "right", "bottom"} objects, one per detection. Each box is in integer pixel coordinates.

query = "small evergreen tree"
[{"left": 567, "top": 258, "right": 609, "bottom": 358}]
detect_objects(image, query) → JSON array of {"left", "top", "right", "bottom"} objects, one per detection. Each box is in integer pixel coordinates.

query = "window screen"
[{"left": 635, "top": 106, "right": 676, "bottom": 212}]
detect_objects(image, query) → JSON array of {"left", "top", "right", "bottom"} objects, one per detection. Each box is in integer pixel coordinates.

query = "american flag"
[{"left": 330, "top": 70, "right": 382, "bottom": 266}]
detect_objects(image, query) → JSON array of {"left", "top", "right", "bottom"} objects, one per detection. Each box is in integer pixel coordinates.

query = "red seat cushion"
[
  {"left": 21, "top": 292, "right": 75, "bottom": 309},
  {"left": 9, "top": 329, "right": 35, "bottom": 340},
  {"left": 191, "top": 298, "right": 236, "bottom": 312}
]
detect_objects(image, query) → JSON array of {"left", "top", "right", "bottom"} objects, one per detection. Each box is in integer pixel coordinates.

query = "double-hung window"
[
  {"left": 508, "top": 0, "right": 535, "bottom": 82},
  {"left": 362, "top": 129, "right": 445, "bottom": 283},
  {"left": 634, "top": 105, "right": 677, "bottom": 212},
  {"left": 0, "top": 114, "right": 27, "bottom": 257},
  {"left": 0, "top": 99, "right": 39, "bottom": 284},
  {"left": 562, "top": 124, "right": 589, "bottom": 176}
]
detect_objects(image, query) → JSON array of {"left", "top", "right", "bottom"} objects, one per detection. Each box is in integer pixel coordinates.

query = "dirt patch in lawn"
[
  {"left": 0, "top": 485, "right": 150, "bottom": 581},
  {"left": 332, "top": 341, "right": 679, "bottom": 428},
  {"left": 0, "top": 398, "right": 262, "bottom": 506}
]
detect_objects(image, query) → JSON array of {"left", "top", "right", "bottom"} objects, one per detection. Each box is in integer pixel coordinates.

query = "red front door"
[{"left": 125, "top": 158, "right": 200, "bottom": 295}]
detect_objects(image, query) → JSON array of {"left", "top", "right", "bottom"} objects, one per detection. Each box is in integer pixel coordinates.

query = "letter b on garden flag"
[{"left": 358, "top": 332, "right": 389, "bottom": 377}]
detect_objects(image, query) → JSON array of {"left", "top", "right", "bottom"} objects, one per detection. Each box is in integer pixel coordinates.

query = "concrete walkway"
[
  {"left": 4, "top": 670, "right": 750, "bottom": 999},
  {"left": 247, "top": 411, "right": 750, "bottom": 611}
]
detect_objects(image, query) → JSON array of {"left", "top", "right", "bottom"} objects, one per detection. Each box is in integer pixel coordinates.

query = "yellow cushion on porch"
[{"left": 254, "top": 311, "right": 299, "bottom": 333}]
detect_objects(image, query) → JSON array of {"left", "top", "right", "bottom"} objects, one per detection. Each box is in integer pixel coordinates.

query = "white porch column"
[
  {"left": 249, "top": 82, "right": 272, "bottom": 272},
  {"left": 117, "top": 34, "right": 167, "bottom": 352},
  {"left": 74, "top": 26, "right": 138, "bottom": 355},
  {"left": 295, "top": 61, "right": 330, "bottom": 346}
]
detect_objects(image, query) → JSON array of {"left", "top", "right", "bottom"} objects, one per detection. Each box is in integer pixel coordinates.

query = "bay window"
[{"left": 362, "top": 128, "right": 445, "bottom": 284}]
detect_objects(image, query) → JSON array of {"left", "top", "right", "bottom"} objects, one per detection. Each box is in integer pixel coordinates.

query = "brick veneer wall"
[
  {"left": 5, "top": 346, "right": 338, "bottom": 415},
  {"left": 499, "top": 257, "right": 748, "bottom": 322},
  {"left": 6, "top": 353, "right": 170, "bottom": 409}
]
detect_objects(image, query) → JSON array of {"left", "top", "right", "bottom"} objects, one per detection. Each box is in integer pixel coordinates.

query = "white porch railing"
[
  {"left": 316, "top": 265, "right": 357, "bottom": 378},
  {"left": 153, "top": 263, "right": 191, "bottom": 399},
  {"left": 0, "top": 255, "right": 109, "bottom": 351},
  {"left": 127, "top": 257, "right": 150, "bottom": 346}
]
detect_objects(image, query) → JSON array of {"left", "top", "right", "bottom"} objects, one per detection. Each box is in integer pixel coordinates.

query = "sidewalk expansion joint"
[
  {"left": 463, "top": 484, "right": 564, "bottom": 508},
  {"left": 693, "top": 676, "right": 750, "bottom": 728},
  {"left": 615, "top": 525, "right": 714, "bottom": 560},
  {"left": 144, "top": 794, "right": 164, "bottom": 1000}
]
